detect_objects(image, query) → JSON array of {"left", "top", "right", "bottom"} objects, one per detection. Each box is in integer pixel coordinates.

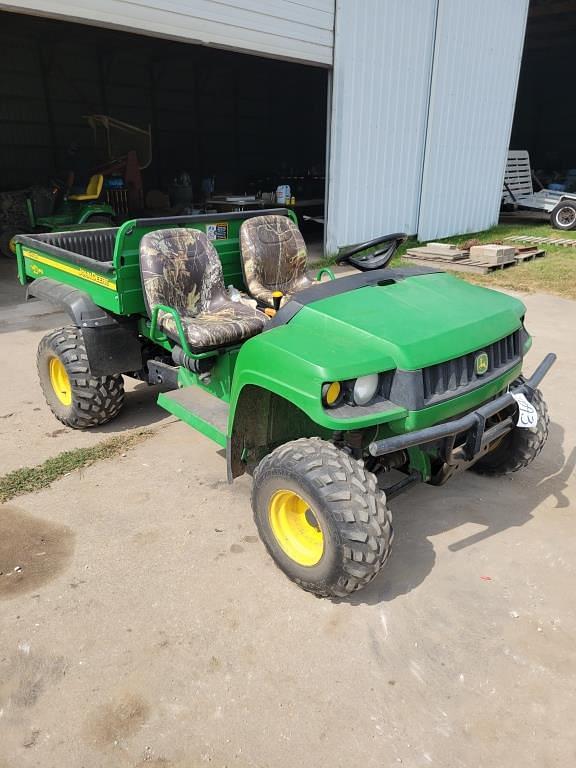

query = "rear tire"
[
  {"left": 0, "top": 226, "right": 22, "bottom": 258},
  {"left": 471, "top": 378, "right": 549, "bottom": 476},
  {"left": 37, "top": 326, "right": 125, "bottom": 429},
  {"left": 550, "top": 201, "right": 576, "bottom": 230},
  {"left": 252, "top": 437, "right": 393, "bottom": 598}
]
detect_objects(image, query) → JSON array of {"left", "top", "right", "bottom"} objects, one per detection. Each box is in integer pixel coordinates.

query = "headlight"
[
  {"left": 322, "top": 381, "right": 342, "bottom": 407},
  {"left": 353, "top": 374, "right": 380, "bottom": 405}
]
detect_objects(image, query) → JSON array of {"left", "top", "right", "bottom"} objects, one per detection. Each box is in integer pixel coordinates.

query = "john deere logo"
[{"left": 475, "top": 352, "right": 489, "bottom": 375}]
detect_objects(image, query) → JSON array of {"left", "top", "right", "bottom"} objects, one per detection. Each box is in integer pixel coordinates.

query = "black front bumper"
[{"left": 369, "top": 353, "right": 556, "bottom": 464}]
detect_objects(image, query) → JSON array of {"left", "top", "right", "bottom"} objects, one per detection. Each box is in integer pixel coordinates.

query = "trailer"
[{"left": 503, "top": 150, "right": 576, "bottom": 230}]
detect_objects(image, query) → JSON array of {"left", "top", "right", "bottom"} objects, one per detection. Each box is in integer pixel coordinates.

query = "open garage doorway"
[
  {"left": 506, "top": 0, "right": 576, "bottom": 220},
  {"left": 0, "top": 10, "right": 328, "bottom": 276}
]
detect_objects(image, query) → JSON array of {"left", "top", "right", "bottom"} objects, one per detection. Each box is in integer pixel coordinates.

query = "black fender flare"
[
  {"left": 27, "top": 277, "right": 117, "bottom": 328},
  {"left": 27, "top": 277, "right": 142, "bottom": 376}
]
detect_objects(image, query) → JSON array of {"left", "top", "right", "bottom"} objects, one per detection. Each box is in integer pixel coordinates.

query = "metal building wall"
[
  {"left": 325, "top": 0, "right": 437, "bottom": 254},
  {"left": 417, "top": 0, "right": 529, "bottom": 240},
  {"left": 326, "top": 0, "right": 528, "bottom": 252},
  {"left": 0, "top": 0, "right": 334, "bottom": 65}
]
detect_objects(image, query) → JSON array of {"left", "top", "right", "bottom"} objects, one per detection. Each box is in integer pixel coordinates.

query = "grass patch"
[
  {"left": 316, "top": 221, "right": 576, "bottom": 299},
  {"left": 312, "top": 251, "right": 340, "bottom": 269},
  {"left": 395, "top": 221, "right": 576, "bottom": 299},
  {"left": 0, "top": 430, "right": 152, "bottom": 503}
]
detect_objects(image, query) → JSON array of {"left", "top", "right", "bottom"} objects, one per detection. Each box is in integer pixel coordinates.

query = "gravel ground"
[{"left": 1, "top": 264, "right": 575, "bottom": 768}]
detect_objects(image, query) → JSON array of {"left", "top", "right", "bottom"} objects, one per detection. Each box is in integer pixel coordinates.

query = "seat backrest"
[
  {"left": 503, "top": 150, "right": 533, "bottom": 202},
  {"left": 86, "top": 174, "right": 104, "bottom": 198},
  {"left": 139, "top": 228, "right": 227, "bottom": 318},
  {"left": 240, "top": 215, "right": 308, "bottom": 303}
]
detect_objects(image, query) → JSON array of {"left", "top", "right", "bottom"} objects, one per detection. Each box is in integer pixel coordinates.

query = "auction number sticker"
[
  {"left": 206, "top": 223, "right": 229, "bottom": 241},
  {"left": 511, "top": 392, "right": 538, "bottom": 428}
]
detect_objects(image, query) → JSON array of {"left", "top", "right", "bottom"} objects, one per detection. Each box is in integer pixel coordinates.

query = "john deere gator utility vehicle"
[{"left": 15, "top": 210, "right": 555, "bottom": 598}]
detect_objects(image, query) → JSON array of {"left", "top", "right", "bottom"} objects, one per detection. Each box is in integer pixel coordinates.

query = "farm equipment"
[
  {"left": 15, "top": 210, "right": 555, "bottom": 598},
  {"left": 86, "top": 114, "right": 152, "bottom": 216},
  {"left": 1, "top": 115, "right": 150, "bottom": 258},
  {"left": 503, "top": 150, "right": 576, "bottom": 230},
  {"left": 0, "top": 176, "right": 115, "bottom": 258},
  {"left": 27, "top": 174, "right": 116, "bottom": 231}
]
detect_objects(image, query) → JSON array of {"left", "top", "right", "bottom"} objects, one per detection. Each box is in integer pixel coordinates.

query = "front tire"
[
  {"left": 471, "top": 378, "right": 549, "bottom": 476},
  {"left": 550, "top": 201, "right": 576, "bottom": 230},
  {"left": 37, "top": 326, "right": 125, "bottom": 428},
  {"left": 252, "top": 438, "right": 393, "bottom": 598}
]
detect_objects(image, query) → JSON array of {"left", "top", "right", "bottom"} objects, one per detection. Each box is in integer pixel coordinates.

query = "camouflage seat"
[
  {"left": 240, "top": 215, "right": 313, "bottom": 307},
  {"left": 140, "top": 228, "right": 266, "bottom": 352}
]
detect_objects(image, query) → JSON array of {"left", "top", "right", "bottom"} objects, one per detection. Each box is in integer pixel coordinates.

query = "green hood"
[
  {"left": 231, "top": 272, "right": 527, "bottom": 432},
  {"left": 262, "top": 272, "right": 525, "bottom": 377}
]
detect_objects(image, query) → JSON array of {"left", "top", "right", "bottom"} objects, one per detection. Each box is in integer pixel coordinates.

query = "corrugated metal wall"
[
  {"left": 325, "top": 0, "right": 437, "bottom": 254},
  {"left": 417, "top": 0, "right": 529, "bottom": 240},
  {"left": 0, "top": 0, "right": 334, "bottom": 65},
  {"left": 327, "top": 0, "right": 528, "bottom": 251}
]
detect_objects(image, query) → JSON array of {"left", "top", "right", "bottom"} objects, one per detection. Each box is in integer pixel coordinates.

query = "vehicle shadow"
[
  {"left": 0, "top": 257, "right": 69, "bottom": 334},
  {"left": 347, "top": 420, "right": 573, "bottom": 606},
  {"left": 90, "top": 381, "right": 174, "bottom": 433}
]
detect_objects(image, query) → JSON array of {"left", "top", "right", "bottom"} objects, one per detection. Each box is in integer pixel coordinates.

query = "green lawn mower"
[
  {"left": 15, "top": 209, "right": 555, "bottom": 598},
  {"left": 1, "top": 174, "right": 115, "bottom": 258}
]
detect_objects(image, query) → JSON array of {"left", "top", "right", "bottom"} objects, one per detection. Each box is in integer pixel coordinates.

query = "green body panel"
[
  {"left": 301, "top": 273, "right": 525, "bottom": 370},
  {"left": 229, "top": 344, "right": 521, "bottom": 436},
  {"left": 76, "top": 203, "right": 115, "bottom": 225},
  {"left": 31, "top": 196, "right": 115, "bottom": 231},
  {"left": 177, "top": 354, "right": 238, "bottom": 402},
  {"left": 228, "top": 273, "right": 526, "bottom": 433},
  {"left": 157, "top": 390, "right": 227, "bottom": 448},
  {"left": 407, "top": 447, "right": 432, "bottom": 479},
  {"left": 15, "top": 241, "right": 121, "bottom": 313},
  {"left": 36, "top": 204, "right": 115, "bottom": 229},
  {"left": 156, "top": 353, "right": 238, "bottom": 447}
]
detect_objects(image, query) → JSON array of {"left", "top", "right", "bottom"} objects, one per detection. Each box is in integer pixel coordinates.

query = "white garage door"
[
  {"left": 417, "top": 0, "right": 529, "bottom": 240},
  {"left": 0, "top": 0, "right": 334, "bottom": 65},
  {"left": 326, "top": 0, "right": 529, "bottom": 251},
  {"left": 325, "top": 0, "right": 438, "bottom": 253}
]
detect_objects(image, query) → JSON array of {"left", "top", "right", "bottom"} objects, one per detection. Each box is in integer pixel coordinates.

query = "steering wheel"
[
  {"left": 49, "top": 178, "right": 70, "bottom": 201},
  {"left": 337, "top": 232, "right": 407, "bottom": 271}
]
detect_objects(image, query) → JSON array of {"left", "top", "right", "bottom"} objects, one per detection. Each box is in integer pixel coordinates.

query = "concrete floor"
[{"left": 1, "top": 256, "right": 575, "bottom": 768}]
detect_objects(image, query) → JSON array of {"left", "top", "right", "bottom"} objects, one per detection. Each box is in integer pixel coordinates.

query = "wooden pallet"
[
  {"left": 405, "top": 240, "right": 548, "bottom": 274},
  {"left": 403, "top": 253, "right": 517, "bottom": 275},
  {"left": 514, "top": 248, "right": 545, "bottom": 262},
  {"left": 405, "top": 244, "right": 468, "bottom": 261},
  {"left": 504, "top": 235, "right": 576, "bottom": 248}
]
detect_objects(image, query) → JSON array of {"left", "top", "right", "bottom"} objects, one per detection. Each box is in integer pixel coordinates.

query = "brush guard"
[{"left": 369, "top": 353, "right": 556, "bottom": 468}]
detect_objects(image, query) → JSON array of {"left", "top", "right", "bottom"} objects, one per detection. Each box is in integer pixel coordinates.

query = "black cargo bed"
[{"left": 16, "top": 228, "right": 119, "bottom": 274}]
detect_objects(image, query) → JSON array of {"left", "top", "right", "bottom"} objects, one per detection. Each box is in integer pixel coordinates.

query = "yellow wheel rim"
[
  {"left": 49, "top": 357, "right": 72, "bottom": 406},
  {"left": 268, "top": 490, "right": 324, "bottom": 566}
]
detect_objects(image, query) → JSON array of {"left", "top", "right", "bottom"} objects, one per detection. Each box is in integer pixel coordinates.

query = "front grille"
[{"left": 422, "top": 330, "right": 521, "bottom": 404}]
